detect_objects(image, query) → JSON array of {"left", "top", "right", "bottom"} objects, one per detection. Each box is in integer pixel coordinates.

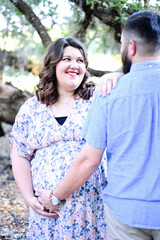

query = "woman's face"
[{"left": 56, "top": 46, "right": 86, "bottom": 93}]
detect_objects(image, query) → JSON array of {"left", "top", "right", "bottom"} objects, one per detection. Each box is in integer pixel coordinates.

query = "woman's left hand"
[
  {"left": 96, "top": 72, "right": 124, "bottom": 96},
  {"left": 35, "top": 188, "right": 59, "bottom": 216}
]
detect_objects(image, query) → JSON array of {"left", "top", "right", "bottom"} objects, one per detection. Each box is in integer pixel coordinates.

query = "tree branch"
[
  {"left": 69, "top": 0, "right": 122, "bottom": 42},
  {"left": 9, "top": 0, "right": 52, "bottom": 48},
  {"left": 75, "top": 13, "right": 92, "bottom": 42},
  {"left": 0, "top": 49, "right": 39, "bottom": 75},
  {"left": 88, "top": 67, "right": 111, "bottom": 77}
]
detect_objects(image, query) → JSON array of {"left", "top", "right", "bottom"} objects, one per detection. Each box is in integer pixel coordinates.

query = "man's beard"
[{"left": 121, "top": 49, "right": 131, "bottom": 74}]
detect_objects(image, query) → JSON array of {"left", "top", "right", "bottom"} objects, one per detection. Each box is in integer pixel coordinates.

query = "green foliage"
[
  {"left": 82, "top": 0, "right": 159, "bottom": 25},
  {"left": 0, "top": 0, "right": 160, "bottom": 89},
  {"left": 1, "top": 0, "right": 159, "bottom": 55},
  {"left": 102, "top": 2, "right": 108, "bottom": 8},
  {"left": 0, "top": 0, "right": 60, "bottom": 60}
]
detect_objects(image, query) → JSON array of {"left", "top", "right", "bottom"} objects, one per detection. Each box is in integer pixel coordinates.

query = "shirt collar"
[{"left": 130, "top": 61, "right": 160, "bottom": 72}]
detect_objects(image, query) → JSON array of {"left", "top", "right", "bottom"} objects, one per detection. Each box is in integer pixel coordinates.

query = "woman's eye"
[
  {"left": 63, "top": 57, "right": 70, "bottom": 61},
  {"left": 77, "top": 59, "right": 84, "bottom": 63},
  {"left": 62, "top": 58, "right": 84, "bottom": 63}
]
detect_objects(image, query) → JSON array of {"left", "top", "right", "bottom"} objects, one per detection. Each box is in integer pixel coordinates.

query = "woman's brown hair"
[{"left": 36, "top": 37, "right": 95, "bottom": 106}]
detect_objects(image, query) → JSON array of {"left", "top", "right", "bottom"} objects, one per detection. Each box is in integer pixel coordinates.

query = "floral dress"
[{"left": 11, "top": 96, "right": 107, "bottom": 240}]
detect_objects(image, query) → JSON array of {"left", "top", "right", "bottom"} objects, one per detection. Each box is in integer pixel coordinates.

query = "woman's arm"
[
  {"left": 11, "top": 143, "right": 35, "bottom": 202},
  {"left": 96, "top": 72, "right": 124, "bottom": 96},
  {"left": 11, "top": 142, "right": 58, "bottom": 217}
]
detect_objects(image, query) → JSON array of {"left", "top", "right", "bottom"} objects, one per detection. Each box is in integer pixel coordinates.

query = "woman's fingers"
[{"left": 97, "top": 72, "right": 123, "bottom": 96}]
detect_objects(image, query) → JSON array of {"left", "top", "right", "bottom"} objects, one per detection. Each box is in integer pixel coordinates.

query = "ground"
[
  {"left": 0, "top": 124, "right": 29, "bottom": 239},
  {"left": 0, "top": 181, "right": 29, "bottom": 239}
]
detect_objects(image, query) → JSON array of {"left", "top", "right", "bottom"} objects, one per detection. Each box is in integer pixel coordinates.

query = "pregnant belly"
[{"left": 31, "top": 141, "right": 83, "bottom": 190}]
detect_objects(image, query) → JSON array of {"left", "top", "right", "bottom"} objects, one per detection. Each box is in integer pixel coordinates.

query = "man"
[{"left": 38, "top": 10, "right": 160, "bottom": 240}]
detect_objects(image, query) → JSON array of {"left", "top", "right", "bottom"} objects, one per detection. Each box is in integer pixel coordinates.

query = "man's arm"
[
  {"left": 36, "top": 143, "right": 104, "bottom": 211},
  {"left": 53, "top": 143, "right": 104, "bottom": 201},
  {"left": 53, "top": 143, "right": 104, "bottom": 200}
]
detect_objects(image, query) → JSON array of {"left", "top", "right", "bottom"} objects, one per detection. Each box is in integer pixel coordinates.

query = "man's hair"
[{"left": 123, "top": 10, "right": 160, "bottom": 56}]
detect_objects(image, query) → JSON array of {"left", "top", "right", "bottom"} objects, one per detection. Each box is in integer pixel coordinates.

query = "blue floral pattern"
[{"left": 11, "top": 96, "right": 107, "bottom": 240}]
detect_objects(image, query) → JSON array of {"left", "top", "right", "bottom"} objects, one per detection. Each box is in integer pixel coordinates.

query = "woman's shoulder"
[
  {"left": 18, "top": 96, "right": 43, "bottom": 115},
  {"left": 77, "top": 96, "right": 93, "bottom": 105},
  {"left": 20, "top": 95, "right": 37, "bottom": 108},
  {"left": 75, "top": 97, "right": 94, "bottom": 112}
]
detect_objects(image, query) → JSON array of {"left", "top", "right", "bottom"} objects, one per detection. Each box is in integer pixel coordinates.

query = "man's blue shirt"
[{"left": 81, "top": 61, "right": 160, "bottom": 229}]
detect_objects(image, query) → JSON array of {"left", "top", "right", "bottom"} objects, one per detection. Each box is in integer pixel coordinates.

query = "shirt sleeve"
[
  {"left": 9, "top": 99, "right": 34, "bottom": 160},
  {"left": 81, "top": 93, "right": 108, "bottom": 149}
]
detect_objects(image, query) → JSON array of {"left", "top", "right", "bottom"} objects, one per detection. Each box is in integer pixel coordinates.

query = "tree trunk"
[
  {"left": 144, "top": 0, "right": 150, "bottom": 8},
  {"left": 0, "top": 49, "right": 40, "bottom": 76},
  {"left": 0, "top": 50, "right": 7, "bottom": 84},
  {"left": 0, "top": 84, "right": 32, "bottom": 125}
]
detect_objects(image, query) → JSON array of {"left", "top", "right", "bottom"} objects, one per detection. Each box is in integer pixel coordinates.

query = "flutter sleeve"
[{"left": 9, "top": 98, "right": 35, "bottom": 161}]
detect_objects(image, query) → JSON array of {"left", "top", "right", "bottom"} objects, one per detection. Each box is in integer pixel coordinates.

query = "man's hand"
[
  {"left": 35, "top": 188, "right": 59, "bottom": 217},
  {"left": 26, "top": 195, "right": 59, "bottom": 218}
]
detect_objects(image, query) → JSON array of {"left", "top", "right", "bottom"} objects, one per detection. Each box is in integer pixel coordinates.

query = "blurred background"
[
  {"left": 0, "top": 0, "right": 160, "bottom": 128},
  {"left": 0, "top": 0, "right": 159, "bottom": 238}
]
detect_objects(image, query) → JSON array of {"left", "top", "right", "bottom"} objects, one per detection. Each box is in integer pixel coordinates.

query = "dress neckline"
[
  {"left": 55, "top": 116, "right": 67, "bottom": 125},
  {"left": 47, "top": 99, "right": 79, "bottom": 127}
]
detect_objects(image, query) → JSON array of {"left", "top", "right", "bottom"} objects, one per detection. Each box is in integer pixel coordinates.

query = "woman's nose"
[{"left": 69, "top": 60, "right": 78, "bottom": 68}]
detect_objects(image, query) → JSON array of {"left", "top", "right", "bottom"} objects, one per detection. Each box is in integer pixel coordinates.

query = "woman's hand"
[
  {"left": 35, "top": 188, "right": 59, "bottom": 218},
  {"left": 26, "top": 195, "right": 59, "bottom": 218},
  {"left": 96, "top": 72, "right": 124, "bottom": 96}
]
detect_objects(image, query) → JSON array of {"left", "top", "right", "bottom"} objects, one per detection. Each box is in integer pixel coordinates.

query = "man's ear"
[{"left": 128, "top": 40, "right": 136, "bottom": 57}]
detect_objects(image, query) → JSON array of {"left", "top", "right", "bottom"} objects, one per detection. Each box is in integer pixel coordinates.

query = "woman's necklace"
[{"left": 57, "top": 97, "right": 73, "bottom": 106}]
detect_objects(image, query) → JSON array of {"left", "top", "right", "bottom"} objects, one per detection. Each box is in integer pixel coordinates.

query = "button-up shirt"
[{"left": 81, "top": 61, "right": 160, "bottom": 229}]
